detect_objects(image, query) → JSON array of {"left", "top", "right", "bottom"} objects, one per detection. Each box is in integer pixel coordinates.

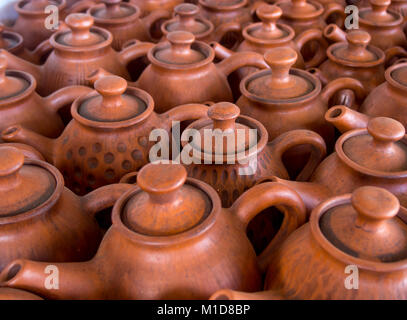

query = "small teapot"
[
  {"left": 129, "top": 31, "right": 268, "bottom": 113},
  {"left": 0, "top": 145, "right": 132, "bottom": 272},
  {"left": 359, "top": 0, "right": 406, "bottom": 51},
  {"left": 1, "top": 75, "right": 209, "bottom": 195},
  {"left": 0, "top": 13, "right": 155, "bottom": 96},
  {"left": 319, "top": 27, "right": 386, "bottom": 93},
  {"left": 211, "top": 186, "right": 407, "bottom": 299},
  {"left": 10, "top": 0, "right": 67, "bottom": 51},
  {"left": 177, "top": 102, "right": 327, "bottom": 207},
  {"left": 263, "top": 115, "right": 407, "bottom": 212},
  {"left": 0, "top": 56, "right": 92, "bottom": 139},
  {"left": 87, "top": 0, "right": 170, "bottom": 50},
  {"left": 0, "top": 162, "right": 307, "bottom": 299}
]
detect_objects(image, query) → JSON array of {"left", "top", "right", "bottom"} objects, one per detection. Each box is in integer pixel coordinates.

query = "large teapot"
[
  {"left": 0, "top": 163, "right": 307, "bottom": 299},
  {"left": 0, "top": 13, "right": 154, "bottom": 96}
]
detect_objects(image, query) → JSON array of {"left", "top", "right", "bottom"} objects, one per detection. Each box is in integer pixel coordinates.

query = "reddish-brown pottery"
[
  {"left": 211, "top": 186, "right": 407, "bottom": 299},
  {"left": 0, "top": 162, "right": 307, "bottom": 299},
  {"left": 0, "top": 145, "right": 132, "bottom": 272},
  {"left": 1, "top": 75, "right": 209, "bottom": 195},
  {"left": 0, "top": 288, "right": 43, "bottom": 300}
]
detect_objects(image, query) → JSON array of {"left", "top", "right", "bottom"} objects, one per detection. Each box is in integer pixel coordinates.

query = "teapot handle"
[
  {"left": 81, "top": 183, "right": 134, "bottom": 218},
  {"left": 385, "top": 46, "right": 407, "bottom": 67},
  {"left": 42, "top": 85, "right": 93, "bottom": 113},
  {"left": 295, "top": 28, "right": 328, "bottom": 68},
  {"left": 321, "top": 77, "right": 366, "bottom": 106},
  {"left": 160, "top": 103, "right": 209, "bottom": 123},
  {"left": 217, "top": 51, "right": 268, "bottom": 77},
  {"left": 269, "top": 129, "right": 327, "bottom": 182},
  {"left": 142, "top": 9, "right": 172, "bottom": 40},
  {"left": 231, "top": 182, "right": 306, "bottom": 273},
  {"left": 212, "top": 22, "right": 242, "bottom": 50},
  {"left": 322, "top": 2, "right": 345, "bottom": 27},
  {"left": 118, "top": 41, "right": 154, "bottom": 67}
]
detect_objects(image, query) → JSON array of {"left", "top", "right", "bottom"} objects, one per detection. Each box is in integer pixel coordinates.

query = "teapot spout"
[
  {"left": 0, "top": 49, "right": 42, "bottom": 83},
  {"left": 325, "top": 105, "right": 370, "bottom": 133},
  {"left": 0, "top": 259, "right": 102, "bottom": 300},
  {"left": 210, "top": 289, "right": 285, "bottom": 300},
  {"left": 257, "top": 176, "right": 332, "bottom": 214},
  {"left": 323, "top": 24, "right": 347, "bottom": 43},
  {"left": 1, "top": 125, "right": 55, "bottom": 163}
]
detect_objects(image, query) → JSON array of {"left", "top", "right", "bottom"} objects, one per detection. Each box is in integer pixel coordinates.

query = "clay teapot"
[
  {"left": 176, "top": 102, "right": 326, "bottom": 207},
  {"left": 161, "top": 3, "right": 242, "bottom": 45},
  {"left": 127, "top": 31, "right": 268, "bottom": 113},
  {"left": 236, "top": 47, "right": 365, "bottom": 176},
  {"left": 0, "top": 145, "right": 132, "bottom": 272},
  {"left": 0, "top": 288, "right": 42, "bottom": 300},
  {"left": 1, "top": 75, "right": 209, "bottom": 195},
  {"left": 359, "top": 0, "right": 406, "bottom": 51},
  {"left": 318, "top": 27, "right": 386, "bottom": 93},
  {"left": 0, "top": 24, "right": 52, "bottom": 64},
  {"left": 0, "top": 56, "right": 92, "bottom": 139},
  {"left": 87, "top": 0, "right": 170, "bottom": 50},
  {"left": 0, "top": 13, "right": 155, "bottom": 96},
  {"left": 359, "top": 62, "right": 407, "bottom": 128},
  {"left": 10, "top": 0, "right": 67, "bottom": 51},
  {"left": 263, "top": 115, "right": 407, "bottom": 212},
  {"left": 0, "top": 162, "right": 307, "bottom": 299},
  {"left": 211, "top": 186, "right": 407, "bottom": 299}
]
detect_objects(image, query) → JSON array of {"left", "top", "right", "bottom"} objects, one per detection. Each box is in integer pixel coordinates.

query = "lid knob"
[
  {"left": 292, "top": 0, "right": 308, "bottom": 7},
  {"left": 264, "top": 47, "right": 297, "bottom": 88},
  {"left": 167, "top": 31, "right": 195, "bottom": 55},
  {"left": 208, "top": 102, "right": 240, "bottom": 131},
  {"left": 102, "top": 0, "right": 122, "bottom": 14},
  {"left": 352, "top": 186, "right": 399, "bottom": 232},
  {"left": 174, "top": 3, "right": 199, "bottom": 26},
  {"left": 94, "top": 75, "right": 127, "bottom": 109},
  {"left": 0, "top": 55, "right": 7, "bottom": 84},
  {"left": 367, "top": 117, "right": 405, "bottom": 145},
  {"left": 257, "top": 4, "right": 282, "bottom": 33},
  {"left": 370, "top": 0, "right": 390, "bottom": 14},
  {"left": 137, "top": 163, "right": 187, "bottom": 203},
  {"left": 65, "top": 13, "right": 94, "bottom": 43},
  {"left": 346, "top": 30, "right": 370, "bottom": 52},
  {"left": 0, "top": 146, "right": 24, "bottom": 189}
]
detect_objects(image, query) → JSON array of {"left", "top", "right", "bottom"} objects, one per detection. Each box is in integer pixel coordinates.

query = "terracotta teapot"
[
  {"left": 0, "top": 288, "right": 42, "bottom": 300},
  {"left": 211, "top": 186, "right": 407, "bottom": 300},
  {"left": 263, "top": 115, "right": 407, "bottom": 212},
  {"left": 87, "top": 0, "right": 170, "bottom": 50},
  {"left": 0, "top": 13, "right": 155, "bottom": 96},
  {"left": 176, "top": 102, "right": 326, "bottom": 207},
  {"left": 359, "top": 62, "right": 407, "bottom": 128},
  {"left": 128, "top": 31, "right": 268, "bottom": 113},
  {"left": 0, "top": 145, "right": 132, "bottom": 272},
  {"left": 359, "top": 0, "right": 406, "bottom": 51},
  {"left": 236, "top": 47, "right": 365, "bottom": 175},
  {"left": 10, "top": 0, "right": 67, "bottom": 51},
  {"left": 0, "top": 162, "right": 307, "bottom": 299},
  {"left": 0, "top": 56, "right": 92, "bottom": 139},
  {"left": 161, "top": 3, "right": 242, "bottom": 45},
  {"left": 0, "top": 24, "right": 52, "bottom": 64},
  {"left": 319, "top": 27, "right": 386, "bottom": 93},
  {"left": 1, "top": 75, "right": 209, "bottom": 195}
]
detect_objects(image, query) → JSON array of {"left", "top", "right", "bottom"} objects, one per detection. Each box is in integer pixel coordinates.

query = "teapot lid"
[
  {"left": 54, "top": 14, "right": 107, "bottom": 48},
  {"left": 338, "top": 117, "right": 407, "bottom": 175},
  {"left": 0, "top": 146, "right": 57, "bottom": 218},
  {"left": 152, "top": 31, "right": 208, "bottom": 66},
  {"left": 360, "top": 0, "right": 402, "bottom": 25},
  {"left": 277, "top": 0, "right": 324, "bottom": 19},
  {"left": 162, "top": 4, "right": 213, "bottom": 38},
  {"left": 76, "top": 75, "right": 152, "bottom": 123},
  {"left": 89, "top": 0, "right": 139, "bottom": 21},
  {"left": 0, "top": 56, "right": 31, "bottom": 100},
  {"left": 18, "top": 0, "right": 65, "bottom": 12},
  {"left": 328, "top": 30, "right": 384, "bottom": 66},
  {"left": 244, "top": 5, "right": 294, "bottom": 43},
  {"left": 0, "top": 25, "right": 22, "bottom": 52},
  {"left": 183, "top": 102, "right": 267, "bottom": 162},
  {"left": 318, "top": 186, "right": 407, "bottom": 262},
  {"left": 242, "top": 47, "right": 315, "bottom": 101},
  {"left": 121, "top": 163, "right": 212, "bottom": 236},
  {"left": 199, "top": 0, "right": 247, "bottom": 10}
]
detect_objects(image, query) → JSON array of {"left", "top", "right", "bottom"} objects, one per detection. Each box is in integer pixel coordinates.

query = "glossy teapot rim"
[
  {"left": 310, "top": 193, "right": 407, "bottom": 272},
  {"left": 71, "top": 86, "right": 155, "bottom": 129},
  {"left": 336, "top": 128, "right": 407, "bottom": 178},
  {"left": 385, "top": 62, "right": 407, "bottom": 92},
  {"left": 326, "top": 42, "right": 385, "bottom": 68},
  {"left": 2, "top": 31, "right": 24, "bottom": 53},
  {"left": 0, "top": 70, "right": 36, "bottom": 107},
  {"left": 15, "top": 0, "right": 66, "bottom": 16},
  {"left": 242, "top": 22, "right": 295, "bottom": 45},
  {"left": 88, "top": 2, "right": 142, "bottom": 25},
  {"left": 111, "top": 176, "right": 222, "bottom": 246},
  {"left": 0, "top": 158, "right": 64, "bottom": 226},
  {"left": 239, "top": 68, "right": 321, "bottom": 105}
]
